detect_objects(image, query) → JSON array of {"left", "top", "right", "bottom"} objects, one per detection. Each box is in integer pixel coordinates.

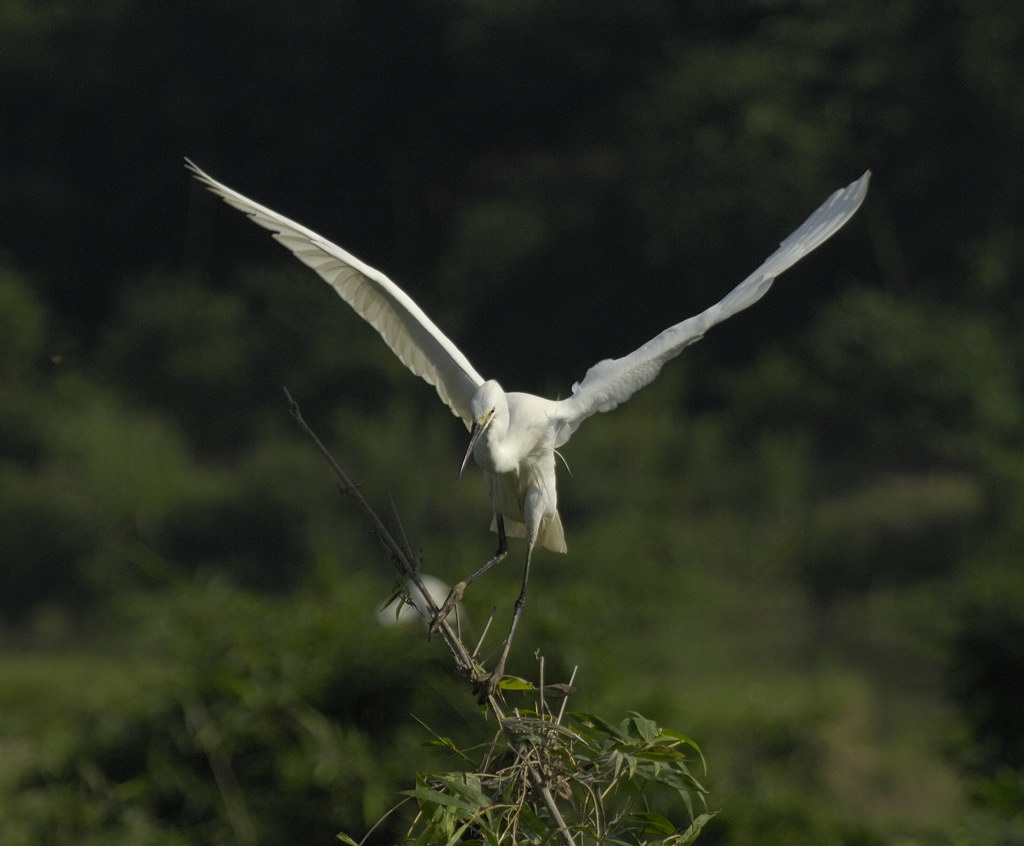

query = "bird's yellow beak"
[{"left": 459, "top": 416, "right": 489, "bottom": 479}]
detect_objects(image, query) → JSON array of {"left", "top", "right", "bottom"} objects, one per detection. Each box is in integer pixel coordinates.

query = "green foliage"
[
  {"left": 91, "top": 273, "right": 259, "bottom": 453},
  {"left": 946, "top": 570, "right": 1024, "bottom": 775},
  {"left": 3, "top": 1, "right": 1024, "bottom": 843},
  {"left": 0, "top": 578, "right": 475, "bottom": 846},
  {"left": 807, "top": 290, "right": 1022, "bottom": 469},
  {"left": 727, "top": 286, "right": 1023, "bottom": 472},
  {"left": 344, "top": 707, "right": 712, "bottom": 846},
  {"left": 0, "top": 579, "right": 719, "bottom": 846},
  {"left": 0, "top": 267, "right": 47, "bottom": 381}
]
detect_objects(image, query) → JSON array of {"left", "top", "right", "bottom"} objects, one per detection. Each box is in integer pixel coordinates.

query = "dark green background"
[{"left": 1, "top": 1, "right": 1022, "bottom": 843}]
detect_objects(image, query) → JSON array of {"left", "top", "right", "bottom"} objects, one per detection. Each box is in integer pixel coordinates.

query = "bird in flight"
[{"left": 188, "top": 160, "right": 869, "bottom": 698}]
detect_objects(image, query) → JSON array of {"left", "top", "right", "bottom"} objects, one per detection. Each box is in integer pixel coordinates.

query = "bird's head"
[{"left": 460, "top": 380, "right": 505, "bottom": 478}]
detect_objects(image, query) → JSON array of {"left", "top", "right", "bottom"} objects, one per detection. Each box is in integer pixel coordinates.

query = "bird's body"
[
  {"left": 188, "top": 160, "right": 870, "bottom": 696},
  {"left": 471, "top": 384, "right": 566, "bottom": 553}
]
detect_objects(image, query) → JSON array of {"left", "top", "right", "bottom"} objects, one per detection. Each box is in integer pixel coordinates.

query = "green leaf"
[
  {"left": 434, "top": 772, "right": 490, "bottom": 806},
  {"left": 633, "top": 746, "right": 690, "bottom": 763},
  {"left": 673, "top": 811, "right": 719, "bottom": 844},
  {"left": 497, "top": 675, "right": 535, "bottom": 691},
  {"left": 626, "top": 712, "right": 661, "bottom": 744},
  {"left": 659, "top": 728, "right": 703, "bottom": 751},
  {"left": 422, "top": 736, "right": 457, "bottom": 748},
  {"left": 631, "top": 810, "right": 676, "bottom": 835},
  {"left": 569, "top": 711, "right": 627, "bottom": 740},
  {"left": 403, "top": 785, "right": 479, "bottom": 815}
]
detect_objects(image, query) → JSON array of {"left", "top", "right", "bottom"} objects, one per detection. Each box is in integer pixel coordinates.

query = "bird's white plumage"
[
  {"left": 190, "top": 160, "right": 868, "bottom": 694},
  {"left": 186, "top": 160, "right": 483, "bottom": 427},
  {"left": 376, "top": 574, "right": 455, "bottom": 627},
  {"left": 550, "top": 172, "right": 871, "bottom": 443},
  {"left": 190, "top": 163, "right": 868, "bottom": 542}
]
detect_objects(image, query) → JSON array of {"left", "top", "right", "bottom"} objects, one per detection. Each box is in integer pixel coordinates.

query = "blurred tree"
[
  {"left": 2, "top": 0, "right": 1018, "bottom": 378},
  {"left": 947, "top": 571, "right": 1024, "bottom": 775},
  {"left": 2, "top": 579, "right": 477, "bottom": 846},
  {"left": 2, "top": 1, "right": 1024, "bottom": 842}
]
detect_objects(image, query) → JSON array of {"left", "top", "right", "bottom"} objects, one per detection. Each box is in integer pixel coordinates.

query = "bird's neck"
[{"left": 477, "top": 420, "right": 518, "bottom": 475}]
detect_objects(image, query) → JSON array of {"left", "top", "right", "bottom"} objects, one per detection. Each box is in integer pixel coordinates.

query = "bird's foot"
[
  {"left": 473, "top": 652, "right": 509, "bottom": 704},
  {"left": 428, "top": 581, "right": 466, "bottom": 638},
  {"left": 473, "top": 668, "right": 504, "bottom": 704}
]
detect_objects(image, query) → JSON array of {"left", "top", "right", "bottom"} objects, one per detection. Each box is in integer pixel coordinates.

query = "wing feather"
[
  {"left": 187, "top": 160, "right": 484, "bottom": 426},
  {"left": 552, "top": 171, "right": 870, "bottom": 444}
]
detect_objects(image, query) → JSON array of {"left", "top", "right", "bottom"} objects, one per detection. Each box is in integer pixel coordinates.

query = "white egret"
[
  {"left": 376, "top": 574, "right": 459, "bottom": 627},
  {"left": 188, "top": 160, "right": 869, "bottom": 697}
]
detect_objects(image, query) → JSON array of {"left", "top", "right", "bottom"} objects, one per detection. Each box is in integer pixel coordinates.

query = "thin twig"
[
  {"left": 386, "top": 490, "right": 417, "bottom": 571},
  {"left": 181, "top": 694, "right": 257, "bottom": 846},
  {"left": 472, "top": 607, "right": 497, "bottom": 662},
  {"left": 556, "top": 666, "right": 579, "bottom": 726},
  {"left": 282, "top": 388, "right": 475, "bottom": 678},
  {"left": 538, "top": 653, "right": 547, "bottom": 718}
]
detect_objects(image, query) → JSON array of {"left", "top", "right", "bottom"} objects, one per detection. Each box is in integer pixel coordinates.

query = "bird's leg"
[
  {"left": 429, "top": 516, "right": 508, "bottom": 636},
  {"left": 476, "top": 539, "right": 534, "bottom": 702}
]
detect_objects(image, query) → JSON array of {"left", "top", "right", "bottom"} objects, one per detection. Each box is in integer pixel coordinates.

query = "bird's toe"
[
  {"left": 428, "top": 582, "right": 466, "bottom": 637},
  {"left": 474, "top": 671, "right": 502, "bottom": 704}
]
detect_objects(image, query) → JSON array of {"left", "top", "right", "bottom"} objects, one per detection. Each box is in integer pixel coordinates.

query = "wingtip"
[
  {"left": 835, "top": 169, "right": 871, "bottom": 214},
  {"left": 852, "top": 169, "right": 872, "bottom": 198},
  {"left": 183, "top": 158, "right": 217, "bottom": 186},
  {"left": 183, "top": 158, "right": 210, "bottom": 186}
]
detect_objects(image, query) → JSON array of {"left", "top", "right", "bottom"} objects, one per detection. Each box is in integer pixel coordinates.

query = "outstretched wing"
[
  {"left": 551, "top": 171, "right": 870, "bottom": 445},
  {"left": 187, "top": 160, "right": 484, "bottom": 427}
]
